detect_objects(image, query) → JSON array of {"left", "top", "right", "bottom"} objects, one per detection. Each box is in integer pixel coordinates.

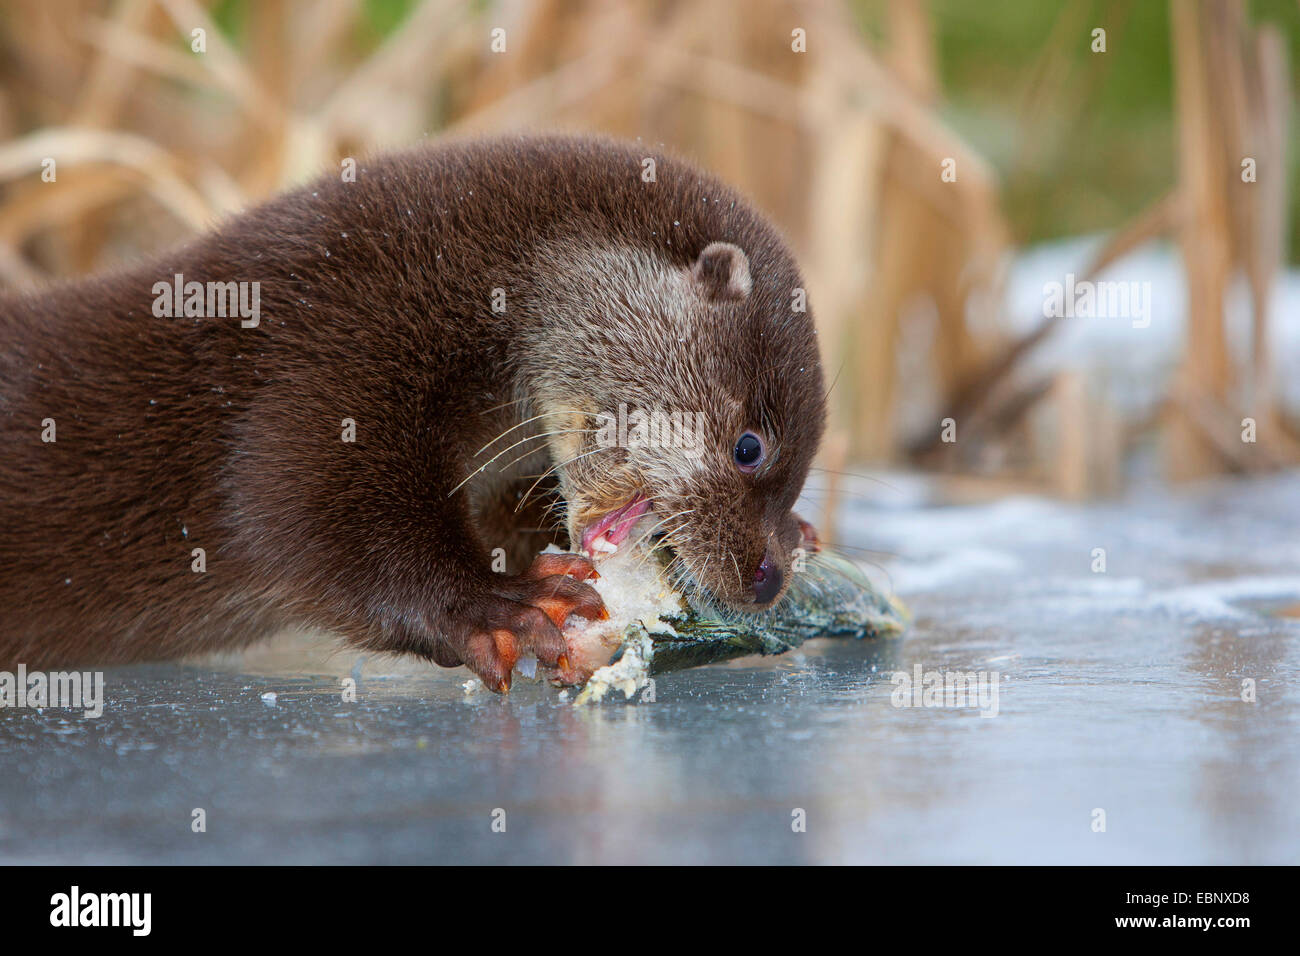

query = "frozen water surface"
[{"left": 2, "top": 472, "right": 1297, "bottom": 864}]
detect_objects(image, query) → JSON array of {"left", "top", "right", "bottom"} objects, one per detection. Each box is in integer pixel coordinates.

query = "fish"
[{"left": 543, "top": 539, "right": 909, "bottom": 704}]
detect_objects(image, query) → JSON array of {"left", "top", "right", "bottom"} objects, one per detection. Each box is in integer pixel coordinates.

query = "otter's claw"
[
  {"left": 796, "top": 516, "right": 821, "bottom": 553},
  {"left": 524, "top": 552, "right": 599, "bottom": 582}
]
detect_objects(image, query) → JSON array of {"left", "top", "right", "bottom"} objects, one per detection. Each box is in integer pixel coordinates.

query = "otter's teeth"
[{"left": 590, "top": 537, "right": 619, "bottom": 554}]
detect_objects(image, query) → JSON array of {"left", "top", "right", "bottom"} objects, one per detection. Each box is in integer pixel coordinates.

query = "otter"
[{"left": 0, "top": 134, "right": 826, "bottom": 691}]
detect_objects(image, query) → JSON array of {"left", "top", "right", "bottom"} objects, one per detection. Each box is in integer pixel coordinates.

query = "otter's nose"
[{"left": 752, "top": 553, "right": 783, "bottom": 606}]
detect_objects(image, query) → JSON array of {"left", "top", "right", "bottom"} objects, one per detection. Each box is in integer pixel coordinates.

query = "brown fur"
[{"left": 0, "top": 134, "right": 826, "bottom": 688}]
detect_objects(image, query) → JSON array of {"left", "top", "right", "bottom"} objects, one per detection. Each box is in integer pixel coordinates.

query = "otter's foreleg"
[{"left": 229, "top": 392, "right": 605, "bottom": 690}]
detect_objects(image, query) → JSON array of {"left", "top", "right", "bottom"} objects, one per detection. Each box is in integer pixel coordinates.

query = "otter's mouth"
[{"left": 580, "top": 495, "right": 651, "bottom": 555}]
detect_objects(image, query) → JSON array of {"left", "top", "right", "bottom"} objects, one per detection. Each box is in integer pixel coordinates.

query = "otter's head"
[{"left": 534, "top": 238, "right": 826, "bottom": 613}]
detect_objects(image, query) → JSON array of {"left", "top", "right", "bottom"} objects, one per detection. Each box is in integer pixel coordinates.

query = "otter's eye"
[{"left": 733, "top": 432, "right": 764, "bottom": 472}]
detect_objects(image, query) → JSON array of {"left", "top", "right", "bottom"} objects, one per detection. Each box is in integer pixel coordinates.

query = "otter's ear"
[{"left": 692, "top": 242, "right": 752, "bottom": 301}]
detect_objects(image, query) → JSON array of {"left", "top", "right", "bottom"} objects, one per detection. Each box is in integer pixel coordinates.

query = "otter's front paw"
[
  {"left": 795, "top": 515, "right": 821, "bottom": 553},
  {"left": 441, "top": 555, "right": 607, "bottom": 692}
]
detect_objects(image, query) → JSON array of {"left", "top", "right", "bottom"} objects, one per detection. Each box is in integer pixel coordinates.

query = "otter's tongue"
[{"left": 581, "top": 495, "right": 650, "bottom": 555}]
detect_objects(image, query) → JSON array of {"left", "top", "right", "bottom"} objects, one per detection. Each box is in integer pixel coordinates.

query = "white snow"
[{"left": 1003, "top": 238, "right": 1300, "bottom": 413}]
